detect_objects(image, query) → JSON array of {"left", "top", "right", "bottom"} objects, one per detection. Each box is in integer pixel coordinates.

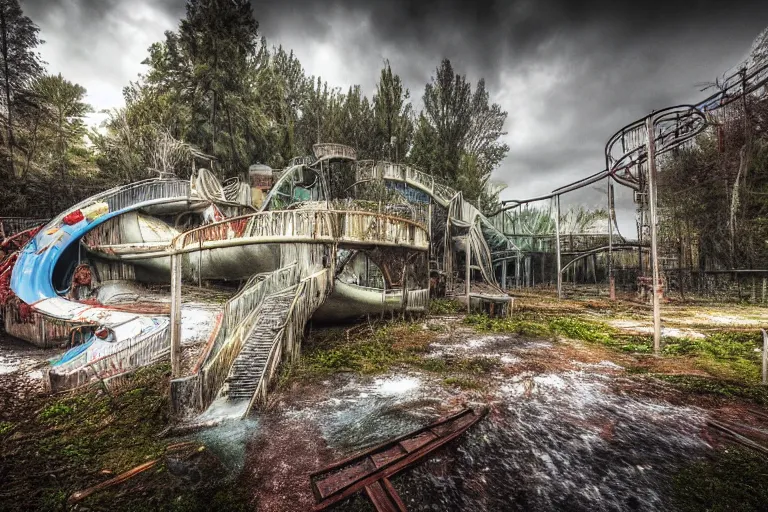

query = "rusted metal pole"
[
  {"left": 555, "top": 195, "right": 562, "bottom": 299},
  {"left": 466, "top": 237, "right": 471, "bottom": 314},
  {"left": 170, "top": 252, "right": 183, "bottom": 378},
  {"left": 647, "top": 115, "right": 662, "bottom": 355}
]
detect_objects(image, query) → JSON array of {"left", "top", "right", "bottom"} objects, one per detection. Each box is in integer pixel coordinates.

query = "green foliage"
[
  {"left": 1, "top": 363, "right": 248, "bottom": 511},
  {"left": 429, "top": 298, "right": 463, "bottom": 315},
  {"left": 464, "top": 314, "right": 551, "bottom": 338},
  {"left": 548, "top": 317, "right": 615, "bottom": 344},
  {"left": 296, "top": 322, "right": 432, "bottom": 377},
  {"left": 0, "top": 421, "right": 13, "bottom": 435},
  {"left": 38, "top": 402, "right": 74, "bottom": 422},
  {"left": 410, "top": 59, "right": 509, "bottom": 204},
  {"left": 0, "top": 0, "right": 44, "bottom": 180},
  {"left": 443, "top": 377, "right": 484, "bottom": 390},
  {"left": 373, "top": 60, "right": 413, "bottom": 161}
]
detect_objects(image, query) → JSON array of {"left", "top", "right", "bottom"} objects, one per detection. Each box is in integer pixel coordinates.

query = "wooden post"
[
  {"left": 647, "top": 115, "right": 662, "bottom": 355},
  {"left": 466, "top": 237, "right": 471, "bottom": 314},
  {"left": 762, "top": 328, "right": 768, "bottom": 385},
  {"left": 555, "top": 195, "right": 562, "bottom": 299},
  {"left": 170, "top": 252, "right": 183, "bottom": 378}
]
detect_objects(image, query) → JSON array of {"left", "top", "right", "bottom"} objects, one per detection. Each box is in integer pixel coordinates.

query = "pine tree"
[
  {"left": 373, "top": 60, "right": 413, "bottom": 161},
  {"left": 0, "top": 0, "right": 43, "bottom": 177}
]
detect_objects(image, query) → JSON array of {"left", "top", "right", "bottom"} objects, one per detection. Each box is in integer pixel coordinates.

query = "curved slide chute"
[{"left": 7, "top": 178, "right": 195, "bottom": 377}]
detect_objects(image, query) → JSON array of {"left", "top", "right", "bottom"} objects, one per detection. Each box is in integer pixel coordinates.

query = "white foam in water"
[
  {"left": 277, "top": 329, "right": 713, "bottom": 511},
  {"left": 533, "top": 374, "right": 568, "bottom": 391},
  {"left": 0, "top": 359, "right": 18, "bottom": 375},
  {"left": 372, "top": 376, "right": 421, "bottom": 396},
  {"left": 575, "top": 360, "right": 625, "bottom": 371}
]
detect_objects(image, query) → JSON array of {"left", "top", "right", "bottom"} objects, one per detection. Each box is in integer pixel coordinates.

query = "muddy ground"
[{"left": 3, "top": 294, "right": 768, "bottom": 510}]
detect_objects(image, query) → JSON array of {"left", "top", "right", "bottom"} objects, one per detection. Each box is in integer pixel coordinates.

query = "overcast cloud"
[{"left": 22, "top": 0, "right": 768, "bottom": 234}]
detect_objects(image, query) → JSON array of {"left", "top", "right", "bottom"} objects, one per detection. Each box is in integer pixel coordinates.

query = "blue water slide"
[{"left": 10, "top": 179, "right": 193, "bottom": 307}]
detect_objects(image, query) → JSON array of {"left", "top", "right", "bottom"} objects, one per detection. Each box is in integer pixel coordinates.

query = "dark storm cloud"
[{"left": 20, "top": 0, "right": 768, "bottom": 232}]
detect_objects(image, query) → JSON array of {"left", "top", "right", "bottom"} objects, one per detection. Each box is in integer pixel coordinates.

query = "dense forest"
[{"left": 0, "top": 0, "right": 509, "bottom": 217}]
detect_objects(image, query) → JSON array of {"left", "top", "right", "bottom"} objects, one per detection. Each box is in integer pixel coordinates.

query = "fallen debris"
[
  {"left": 310, "top": 406, "right": 487, "bottom": 511},
  {"left": 67, "top": 441, "right": 199, "bottom": 505}
]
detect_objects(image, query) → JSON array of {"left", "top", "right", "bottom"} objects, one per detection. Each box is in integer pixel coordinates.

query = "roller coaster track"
[{"left": 479, "top": 46, "right": 768, "bottom": 283}]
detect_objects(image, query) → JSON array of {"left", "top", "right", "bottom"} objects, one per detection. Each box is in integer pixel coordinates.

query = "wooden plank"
[
  {"left": 371, "top": 445, "right": 406, "bottom": 469},
  {"left": 309, "top": 408, "right": 474, "bottom": 478},
  {"left": 315, "top": 458, "right": 376, "bottom": 500},
  {"left": 399, "top": 431, "right": 436, "bottom": 453},
  {"left": 381, "top": 478, "right": 408, "bottom": 511},
  {"left": 312, "top": 407, "right": 487, "bottom": 511},
  {"left": 365, "top": 478, "right": 407, "bottom": 512}
]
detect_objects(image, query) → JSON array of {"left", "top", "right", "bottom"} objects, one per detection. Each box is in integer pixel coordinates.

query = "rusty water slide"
[{"left": 2, "top": 145, "right": 436, "bottom": 419}]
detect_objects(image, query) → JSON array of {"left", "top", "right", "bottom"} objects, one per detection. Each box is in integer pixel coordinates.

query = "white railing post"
[{"left": 170, "top": 252, "right": 183, "bottom": 378}]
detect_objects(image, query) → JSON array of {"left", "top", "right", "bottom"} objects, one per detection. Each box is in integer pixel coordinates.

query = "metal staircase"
[{"left": 224, "top": 290, "right": 297, "bottom": 401}]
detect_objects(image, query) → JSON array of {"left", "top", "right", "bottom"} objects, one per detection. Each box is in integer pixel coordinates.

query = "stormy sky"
[{"left": 22, "top": 0, "right": 768, "bottom": 235}]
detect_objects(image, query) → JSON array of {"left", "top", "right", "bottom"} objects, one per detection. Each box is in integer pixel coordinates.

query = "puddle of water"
[{"left": 283, "top": 332, "right": 712, "bottom": 511}]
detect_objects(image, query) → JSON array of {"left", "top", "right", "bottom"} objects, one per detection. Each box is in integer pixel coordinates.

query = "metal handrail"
[
  {"left": 171, "top": 209, "right": 429, "bottom": 254},
  {"left": 312, "top": 143, "right": 357, "bottom": 161},
  {"left": 243, "top": 268, "right": 331, "bottom": 416}
]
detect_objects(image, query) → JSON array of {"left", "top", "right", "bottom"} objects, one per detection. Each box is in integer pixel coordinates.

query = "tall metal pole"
[
  {"left": 646, "top": 115, "right": 662, "bottom": 355},
  {"left": 170, "top": 252, "right": 183, "bottom": 378},
  {"left": 555, "top": 195, "right": 562, "bottom": 299},
  {"left": 608, "top": 182, "right": 615, "bottom": 300},
  {"left": 465, "top": 237, "right": 472, "bottom": 314}
]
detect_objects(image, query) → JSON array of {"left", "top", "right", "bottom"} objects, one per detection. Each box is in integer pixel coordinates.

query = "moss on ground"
[
  {"left": 443, "top": 376, "right": 486, "bottom": 390},
  {"left": 287, "top": 321, "right": 434, "bottom": 379},
  {"left": 0, "top": 363, "right": 245, "bottom": 512},
  {"left": 281, "top": 319, "right": 503, "bottom": 392},
  {"left": 653, "top": 374, "right": 768, "bottom": 405},
  {"left": 428, "top": 298, "right": 464, "bottom": 315},
  {"left": 465, "top": 312, "right": 766, "bottom": 388}
]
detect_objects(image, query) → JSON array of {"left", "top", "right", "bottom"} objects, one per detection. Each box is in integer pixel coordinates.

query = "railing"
[
  {"left": 405, "top": 288, "right": 429, "bottom": 311},
  {"left": 244, "top": 268, "right": 331, "bottom": 415},
  {"left": 48, "top": 321, "right": 170, "bottom": 391},
  {"left": 329, "top": 199, "right": 429, "bottom": 230},
  {"left": 312, "top": 143, "right": 357, "bottom": 161},
  {"left": 87, "top": 324, "right": 171, "bottom": 380},
  {"left": 172, "top": 210, "right": 429, "bottom": 254},
  {"left": 40, "top": 179, "right": 191, "bottom": 239},
  {"left": 354, "top": 160, "right": 513, "bottom": 292},
  {"left": 0, "top": 217, "right": 49, "bottom": 238},
  {"left": 384, "top": 288, "right": 404, "bottom": 305},
  {"left": 355, "top": 161, "right": 460, "bottom": 208},
  {"left": 196, "top": 264, "right": 301, "bottom": 409}
]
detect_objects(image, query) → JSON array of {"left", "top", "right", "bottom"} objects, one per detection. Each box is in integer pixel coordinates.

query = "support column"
[
  {"left": 608, "top": 182, "right": 616, "bottom": 300},
  {"left": 501, "top": 259, "right": 508, "bottom": 291},
  {"left": 170, "top": 252, "right": 183, "bottom": 378},
  {"left": 466, "top": 237, "right": 471, "bottom": 314},
  {"left": 555, "top": 195, "right": 562, "bottom": 299},
  {"left": 646, "top": 115, "right": 662, "bottom": 355}
]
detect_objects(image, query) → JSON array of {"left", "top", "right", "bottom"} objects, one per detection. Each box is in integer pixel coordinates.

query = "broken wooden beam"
[{"left": 311, "top": 406, "right": 487, "bottom": 511}]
